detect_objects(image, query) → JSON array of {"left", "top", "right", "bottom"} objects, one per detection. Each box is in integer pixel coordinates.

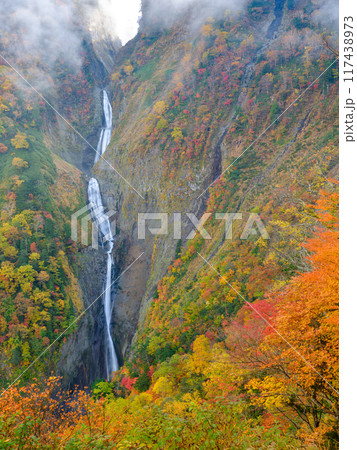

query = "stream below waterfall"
[{"left": 87, "top": 90, "right": 119, "bottom": 379}]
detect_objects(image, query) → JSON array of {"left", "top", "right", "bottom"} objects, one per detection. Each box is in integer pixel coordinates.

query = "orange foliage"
[
  {"left": 225, "top": 189, "right": 339, "bottom": 445},
  {"left": 0, "top": 143, "right": 7, "bottom": 153},
  {"left": 0, "top": 377, "right": 123, "bottom": 448}
]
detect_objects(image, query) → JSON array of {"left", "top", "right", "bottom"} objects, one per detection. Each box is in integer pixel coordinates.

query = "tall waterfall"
[
  {"left": 88, "top": 90, "right": 118, "bottom": 379},
  {"left": 94, "top": 90, "right": 112, "bottom": 164}
]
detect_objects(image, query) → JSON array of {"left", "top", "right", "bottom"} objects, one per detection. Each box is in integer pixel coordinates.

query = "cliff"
[
  {"left": 91, "top": 0, "right": 338, "bottom": 380},
  {"left": 0, "top": 0, "right": 338, "bottom": 394}
]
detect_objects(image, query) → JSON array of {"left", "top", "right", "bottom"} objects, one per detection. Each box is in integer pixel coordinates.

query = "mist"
[
  {"left": 142, "top": 0, "right": 249, "bottom": 32},
  {"left": 0, "top": 0, "right": 338, "bottom": 89},
  {"left": 96, "top": 0, "right": 141, "bottom": 45},
  {"left": 312, "top": 0, "right": 339, "bottom": 30},
  {"left": 0, "top": 0, "right": 87, "bottom": 72},
  {"left": 142, "top": 0, "right": 339, "bottom": 34}
]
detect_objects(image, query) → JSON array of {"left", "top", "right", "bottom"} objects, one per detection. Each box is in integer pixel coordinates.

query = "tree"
[
  {"left": 11, "top": 131, "right": 29, "bottom": 149},
  {"left": 153, "top": 101, "right": 168, "bottom": 116},
  {"left": 226, "top": 189, "right": 339, "bottom": 446},
  {"left": 0, "top": 143, "right": 7, "bottom": 153},
  {"left": 259, "top": 73, "right": 274, "bottom": 93},
  {"left": 124, "top": 63, "right": 134, "bottom": 76},
  {"left": 0, "top": 377, "right": 105, "bottom": 447},
  {"left": 10, "top": 175, "right": 24, "bottom": 189},
  {"left": 157, "top": 117, "right": 168, "bottom": 130},
  {"left": 201, "top": 23, "right": 214, "bottom": 37},
  {"left": 171, "top": 127, "right": 184, "bottom": 144},
  {"left": 12, "top": 157, "right": 28, "bottom": 169},
  {"left": 37, "top": 271, "right": 50, "bottom": 285},
  {"left": 188, "top": 335, "right": 211, "bottom": 375},
  {"left": 269, "top": 101, "right": 279, "bottom": 121}
]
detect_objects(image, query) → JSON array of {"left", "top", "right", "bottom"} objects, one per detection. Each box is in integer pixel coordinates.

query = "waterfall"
[
  {"left": 94, "top": 90, "right": 112, "bottom": 164},
  {"left": 88, "top": 90, "right": 118, "bottom": 379}
]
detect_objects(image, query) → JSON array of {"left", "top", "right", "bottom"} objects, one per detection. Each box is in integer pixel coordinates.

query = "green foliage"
[
  {"left": 92, "top": 380, "right": 115, "bottom": 400},
  {"left": 135, "top": 58, "right": 159, "bottom": 81},
  {"left": 293, "top": 16, "right": 309, "bottom": 29},
  {"left": 270, "top": 101, "right": 280, "bottom": 121},
  {"left": 134, "top": 373, "right": 151, "bottom": 393},
  {"left": 0, "top": 3, "right": 339, "bottom": 447},
  {"left": 0, "top": 70, "right": 84, "bottom": 386}
]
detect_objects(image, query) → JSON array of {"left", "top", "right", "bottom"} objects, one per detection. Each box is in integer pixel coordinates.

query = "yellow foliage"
[
  {"left": 29, "top": 252, "right": 40, "bottom": 261},
  {"left": 37, "top": 270, "right": 50, "bottom": 284},
  {"left": 10, "top": 175, "right": 24, "bottom": 189},
  {"left": 131, "top": 392, "right": 154, "bottom": 409},
  {"left": 111, "top": 72, "right": 121, "bottom": 81},
  {"left": 124, "top": 64, "right": 134, "bottom": 76},
  {"left": 153, "top": 100, "right": 168, "bottom": 116},
  {"left": 3, "top": 245, "right": 18, "bottom": 259},
  {"left": 247, "top": 376, "right": 288, "bottom": 410},
  {"left": 163, "top": 399, "right": 187, "bottom": 415},
  {"left": 11, "top": 131, "right": 29, "bottom": 149},
  {"left": 201, "top": 23, "right": 214, "bottom": 37},
  {"left": 1, "top": 78, "right": 12, "bottom": 91},
  {"left": 157, "top": 117, "right": 168, "bottom": 130},
  {"left": 152, "top": 376, "right": 174, "bottom": 397},
  {"left": 171, "top": 127, "right": 183, "bottom": 143},
  {"left": 0, "top": 98, "right": 9, "bottom": 113},
  {"left": 147, "top": 335, "right": 166, "bottom": 356},
  {"left": 187, "top": 335, "right": 211, "bottom": 375},
  {"left": 12, "top": 157, "right": 28, "bottom": 169},
  {"left": 203, "top": 345, "right": 243, "bottom": 399}
]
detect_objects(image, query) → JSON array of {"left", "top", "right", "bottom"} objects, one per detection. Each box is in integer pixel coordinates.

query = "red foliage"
[
  {"left": 121, "top": 376, "right": 138, "bottom": 391},
  {"left": 0, "top": 143, "right": 8, "bottom": 153},
  {"left": 30, "top": 242, "right": 38, "bottom": 253}
]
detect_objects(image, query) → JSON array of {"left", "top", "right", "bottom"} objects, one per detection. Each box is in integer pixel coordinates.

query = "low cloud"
[
  {"left": 311, "top": 0, "right": 339, "bottom": 30},
  {"left": 142, "top": 0, "right": 248, "bottom": 32},
  {"left": 0, "top": 0, "right": 86, "bottom": 72}
]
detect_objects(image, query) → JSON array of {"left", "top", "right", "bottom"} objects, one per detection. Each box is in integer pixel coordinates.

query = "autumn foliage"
[
  {"left": 0, "top": 189, "right": 338, "bottom": 448},
  {"left": 0, "top": 2, "right": 339, "bottom": 447},
  {"left": 225, "top": 189, "right": 339, "bottom": 445}
]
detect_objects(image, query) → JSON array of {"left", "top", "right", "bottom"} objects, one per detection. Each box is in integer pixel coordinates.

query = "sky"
[{"left": 98, "top": 0, "right": 142, "bottom": 45}]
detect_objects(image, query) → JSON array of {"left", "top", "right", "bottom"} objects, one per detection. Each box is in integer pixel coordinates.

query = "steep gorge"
[
  {"left": 60, "top": 0, "right": 338, "bottom": 389},
  {"left": 0, "top": 1, "right": 340, "bottom": 446},
  {"left": 0, "top": 0, "right": 338, "bottom": 393}
]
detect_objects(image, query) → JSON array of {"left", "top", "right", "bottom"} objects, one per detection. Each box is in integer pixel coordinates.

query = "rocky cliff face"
[
  {"left": 58, "top": 249, "right": 108, "bottom": 387},
  {"left": 92, "top": 0, "right": 290, "bottom": 367},
  {"left": 40, "top": 29, "right": 122, "bottom": 386},
  {"left": 57, "top": 0, "right": 338, "bottom": 388}
]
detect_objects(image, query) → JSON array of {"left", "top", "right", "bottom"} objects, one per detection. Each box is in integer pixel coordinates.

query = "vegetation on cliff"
[
  {"left": 0, "top": 188, "right": 338, "bottom": 448},
  {"left": 0, "top": 65, "right": 86, "bottom": 385},
  {"left": 0, "top": 0, "right": 338, "bottom": 447}
]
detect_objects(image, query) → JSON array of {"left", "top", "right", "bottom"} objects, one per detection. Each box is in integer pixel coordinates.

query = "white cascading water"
[
  {"left": 94, "top": 90, "right": 112, "bottom": 164},
  {"left": 88, "top": 90, "right": 118, "bottom": 379}
]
